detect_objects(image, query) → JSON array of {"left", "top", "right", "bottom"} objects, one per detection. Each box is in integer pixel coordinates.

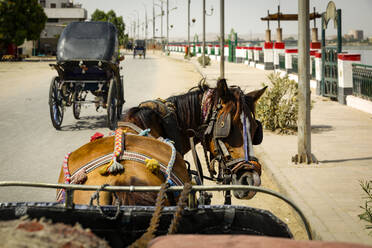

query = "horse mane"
[
  {"left": 166, "top": 82, "right": 210, "bottom": 130},
  {"left": 123, "top": 106, "right": 163, "bottom": 130}
]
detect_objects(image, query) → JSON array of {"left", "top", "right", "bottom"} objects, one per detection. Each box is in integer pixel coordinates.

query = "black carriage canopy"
[
  {"left": 56, "top": 21, "right": 119, "bottom": 63},
  {"left": 135, "top": 40, "right": 146, "bottom": 47}
]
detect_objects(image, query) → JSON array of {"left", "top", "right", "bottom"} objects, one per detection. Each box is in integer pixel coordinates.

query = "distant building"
[
  {"left": 348, "top": 30, "right": 364, "bottom": 41},
  {"left": 38, "top": 0, "right": 87, "bottom": 55}
]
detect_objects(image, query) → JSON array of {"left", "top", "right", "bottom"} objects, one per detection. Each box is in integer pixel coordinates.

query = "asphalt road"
[{"left": 0, "top": 51, "right": 200, "bottom": 202}]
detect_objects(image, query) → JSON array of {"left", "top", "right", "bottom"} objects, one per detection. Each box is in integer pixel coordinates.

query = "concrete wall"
[{"left": 169, "top": 43, "right": 371, "bottom": 115}]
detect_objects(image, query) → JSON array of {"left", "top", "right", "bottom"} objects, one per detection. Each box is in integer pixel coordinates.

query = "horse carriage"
[
  {"left": 133, "top": 39, "right": 146, "bottom": 59},
  {"left": 0, "top": 79, "right": 314, "bottom": 247},
  {"left": 49, "top": 21, "right": 125, "bottom": 130}
]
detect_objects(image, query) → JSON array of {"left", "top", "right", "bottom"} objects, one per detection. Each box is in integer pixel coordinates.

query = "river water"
[{"left": 343, "top": 46, "right": 372, "bottom": 65}]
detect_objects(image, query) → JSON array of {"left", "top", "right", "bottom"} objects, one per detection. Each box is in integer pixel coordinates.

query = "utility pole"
[
  {"left": 187, "top": 0, "right": 190, "bottom": 57},
  {"left": 134, "top": 10, "right": 140, "bottom": 39},
  {"left": 202, "top": 0, "right": 206, "bottom": 67},
  {"left": 153, "top": 0, "right": 155, "bottom": 44},
  {"left": 294, "top": 0, "right": 316, "bottom": 164},
  {"left": 133, "top": 22, "right": 135, "bottom": 39},
  {"left": 220, "top": 0, "right": 224, "bottom": 78},
  {"left": 161, "top": 1, "right": 163, "bottom": 48},
  {"left": 167, "top": 0, "right": 169, "bottom": 53},
  {"left": 143, "top": 4, "right": 148, "bottom": 44}
]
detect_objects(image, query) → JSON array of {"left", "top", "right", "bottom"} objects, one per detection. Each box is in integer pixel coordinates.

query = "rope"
[
  {"left": 139, "top": 128, "right": 151, "bottom": 136},
  {"left": 62, "top": 153, "right": 71, "bottom": 184},
  {"left": 57, "top": 152, "right": 71, "bottom": 203},
  {"left": 89, "top": 184, "right": 121, "bottom": 220},
  {"left": 158, "top": 138, "right": 177, "bottom": 184},
  {"left": 100, "top": 128, "right": 125, "bottom": 175},
  {"left": 167, "top": 183, "right": 192, "bottom": 234},
  {"left": 129, "top": 183, "right": 170, "bottom": 248}
]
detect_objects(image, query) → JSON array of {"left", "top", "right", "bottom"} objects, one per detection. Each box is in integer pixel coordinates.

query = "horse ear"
[
  {"left": 216, "top": 78, "right": 230, "bottom": 102},
  {"left": 246, "top": 86, "right": 267, "bottom": 103}
]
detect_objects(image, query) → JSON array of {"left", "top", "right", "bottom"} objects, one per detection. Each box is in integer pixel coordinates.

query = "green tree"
[
  {"left": 0, "top": 0, "right": 47, "bottom": 46},
  {"left": 91, "top": 9, "right": 126, "bottom": 46}
]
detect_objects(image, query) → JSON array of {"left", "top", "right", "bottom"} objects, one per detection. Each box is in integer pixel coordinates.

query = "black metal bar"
[{"left": 0, "top": 181, "right": 313, "bottom": 240}]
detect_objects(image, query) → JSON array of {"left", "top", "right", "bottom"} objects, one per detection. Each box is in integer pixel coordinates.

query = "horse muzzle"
[{"left": 231, "top": 164, "right": 261, "bottom": 200}]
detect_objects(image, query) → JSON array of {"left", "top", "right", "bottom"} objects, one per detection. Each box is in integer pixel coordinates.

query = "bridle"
[
  {"left": 204, "top": 99, "right": 261, "bottom": 175},
  {"left": 189, "top": 88, "right": 262, "bottom": 203}
]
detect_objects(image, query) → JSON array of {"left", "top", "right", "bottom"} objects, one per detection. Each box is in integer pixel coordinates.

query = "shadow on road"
[
  {"left": 319, "top": 156, "right": 372, "bottom": 164},
  {"left": 311, "top": 125, "right": 333, "bottom": 134},
  {"left": 61, "top": 115, "right": 107, "bottom": 131}
]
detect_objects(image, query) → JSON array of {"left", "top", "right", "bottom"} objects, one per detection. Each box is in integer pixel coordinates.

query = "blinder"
[
  {"left": 253, "top": 120, "right": 263, "bottom": 145},
  {"left": 213, "top": 113, "right": 231, "bottom": 139}
]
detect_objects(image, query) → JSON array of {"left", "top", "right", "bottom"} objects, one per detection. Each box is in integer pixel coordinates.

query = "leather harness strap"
[
  {"left": 139, "top": 99, "right": 185, "bottom": 154},
  {"left": 117, "top": 121, "right": 153, "bottom": 136},
  {"left": 189, "top": 136, "right": 204, "bottom": 185}
]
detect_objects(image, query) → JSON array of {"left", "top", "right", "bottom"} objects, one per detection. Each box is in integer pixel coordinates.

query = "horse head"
[
  {"left": 203, "top": 79, "right": 267, "bottom": 200},
  {"left": 120, "top": 79, "right": 267, "bottom": 201}
]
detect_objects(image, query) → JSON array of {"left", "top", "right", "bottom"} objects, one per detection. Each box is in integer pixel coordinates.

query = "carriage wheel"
[
  {"left": 49, "top": 76, "right": 64, "bottom": 130},
  {"left": 72, "top": 91, "right": 81, "bottom": 119},
  {"left": 107, "top": 78, "right": 118, "bottom": 130}
]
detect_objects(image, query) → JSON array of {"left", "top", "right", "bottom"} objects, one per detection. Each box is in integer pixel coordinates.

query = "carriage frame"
[{"left": 0, "top": 181, "right": 313, "bottom": 247}]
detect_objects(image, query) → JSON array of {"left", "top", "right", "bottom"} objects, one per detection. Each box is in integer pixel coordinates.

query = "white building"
[{"left": 37, "top": 0, "right": 87, "bottom": 55}]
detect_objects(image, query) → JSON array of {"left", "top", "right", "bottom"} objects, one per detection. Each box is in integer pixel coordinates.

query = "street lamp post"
[
  {"left": 202, "top": 1, "right": 213, "bottom": 67},
  {"left": 153, "top": 0, "right": 156, "bottom": 44},
  {"left": 165, "top": 1, "right": 177, "bottom": 53},
  {"left": 187, "top": 0, "right": 190, "bottom": 57},
  {"left": 134, "top": 10, "right": 140, "bottom": 39},
  {"left": 203, "top": 0, "right": 205, "bottom": 66},
  {"left": 153, "top": 1, "right": 164, "bottom": 47},
  {"left": 220, "top": 0, "right": 224, "bottom": 78},
  {"left": 167, "top": 0, "right": 169, "bottom": 52},
  {"left": 160, "top": 1, "right": 163, "bottom": 47},
  {"left": 143, "top": 3, "right": 148, "bottom": 44}
]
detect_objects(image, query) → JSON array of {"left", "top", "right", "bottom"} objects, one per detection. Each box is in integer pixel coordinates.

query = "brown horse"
[
  {"left": 122, "top": 78, "right": 267, "bottom": 201},
  {"left": 57, "top": 129, "right": 190, "bottom": 205},
  {"left": 57, "top": 78, "right": 265, "bottom": 205}
]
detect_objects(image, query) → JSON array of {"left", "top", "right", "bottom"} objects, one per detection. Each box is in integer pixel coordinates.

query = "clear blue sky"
[{"left": 75, "top": 0, "right": 372, "bottom": 41}]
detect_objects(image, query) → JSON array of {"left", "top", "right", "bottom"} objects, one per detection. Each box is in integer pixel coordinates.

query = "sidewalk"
[{"left": 169, "top": 52, "right": 372, "bottom": 245}]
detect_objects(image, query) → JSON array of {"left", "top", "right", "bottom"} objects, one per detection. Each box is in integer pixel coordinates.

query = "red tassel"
[{"left": 90, "top": 132, "right": 104, "bottom": 142}]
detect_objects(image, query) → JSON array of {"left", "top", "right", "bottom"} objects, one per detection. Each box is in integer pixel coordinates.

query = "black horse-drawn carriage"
[
  {"left": 133, "top": 39, "right": 146, "bottom": 58},
  {"left": 49, "top": 22, "right": 125, "bottom": 130}
]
